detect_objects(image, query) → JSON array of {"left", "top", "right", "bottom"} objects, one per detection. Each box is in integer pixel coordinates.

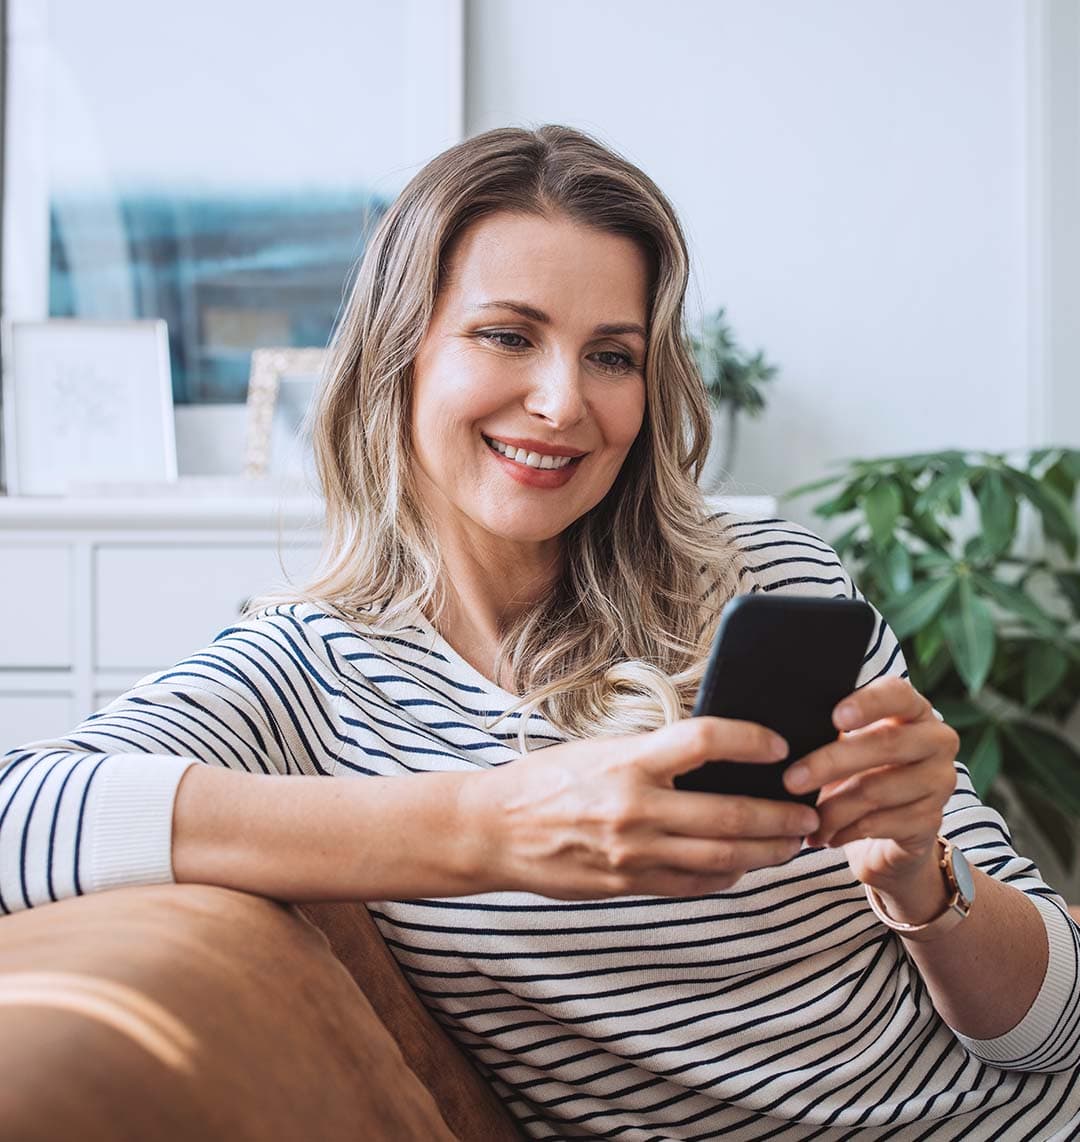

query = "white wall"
[
  {"left": 466, "top": 0, "right": 1047, "bottom": 521},
  {"left": 1034, "top": 0, "right": 1080, "bottom": 447}
]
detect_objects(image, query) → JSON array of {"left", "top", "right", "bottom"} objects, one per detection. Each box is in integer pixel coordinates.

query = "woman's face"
[{"left": 410, "top": 211, "right": 649, "bottom": 550}]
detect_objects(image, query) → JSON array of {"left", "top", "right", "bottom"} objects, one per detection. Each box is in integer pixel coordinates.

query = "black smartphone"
[{"left": 673, "top": 594, "right": 875, "bottom": 806}]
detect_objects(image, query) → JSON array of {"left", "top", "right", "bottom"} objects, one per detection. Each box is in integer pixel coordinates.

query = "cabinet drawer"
[
  {"left": 0, "top": 693, "right": 75, "bottom": 750},
  {"left": 94, "top": 544, "right": 319, "bottom": 671},
  {"left": 0, "top": 545, "right": 73, "bottom": 668}
]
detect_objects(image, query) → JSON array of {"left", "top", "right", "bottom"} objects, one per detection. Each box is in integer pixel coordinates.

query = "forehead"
[{"left": 439, "top": 211, "right": 650, "bottom": 325}]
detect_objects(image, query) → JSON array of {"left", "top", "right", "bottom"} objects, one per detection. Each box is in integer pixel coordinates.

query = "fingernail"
[
  {"left": 835, "top": 703, "right": 858, "bottom": 729},
  {"left": 770, "top": 735, "right": 789, "bottom": 760},
  {"left": 799, "top": 811, "right": 819, "bottom": 833},
  {"left": 786, "top": 763, "right": 810, "bottom": 791}
]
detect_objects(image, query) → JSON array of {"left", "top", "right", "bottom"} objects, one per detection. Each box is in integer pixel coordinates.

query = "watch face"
[{"left": 950, "top": 844, "right": 976, "bottom": 902}]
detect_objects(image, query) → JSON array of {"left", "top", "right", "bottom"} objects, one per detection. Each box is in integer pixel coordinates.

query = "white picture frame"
[
  {"left": 2, "top": 319, "right": 178, "bottom": 495},
  {"left": 243, "top": 347, "right": 326, "bottom": 481}
]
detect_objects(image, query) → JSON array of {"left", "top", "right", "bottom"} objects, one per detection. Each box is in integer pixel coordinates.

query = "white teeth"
[{"left": 485, "top": 437, "right": 575, "bottom": 469}]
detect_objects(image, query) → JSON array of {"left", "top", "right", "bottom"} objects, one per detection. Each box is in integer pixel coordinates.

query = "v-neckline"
[{"left": 408, "top": 607, "right": 524, "bottom": 708}]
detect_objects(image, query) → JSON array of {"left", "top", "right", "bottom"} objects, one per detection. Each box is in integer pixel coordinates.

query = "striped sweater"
[{"left": 2, "top": 514, "right": 1078, "bottom": 1140}]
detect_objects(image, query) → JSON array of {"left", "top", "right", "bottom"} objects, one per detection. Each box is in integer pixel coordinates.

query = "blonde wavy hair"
[{"left": 248, "top": 124, "right": 744, "bottom": 751}]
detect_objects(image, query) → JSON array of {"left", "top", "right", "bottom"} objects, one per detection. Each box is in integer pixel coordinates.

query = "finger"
[
  {"left": 596, "top": 836, "right": 804, "bottom": 896},
  {"left": 821, "top": 794, "right": 946, "bottom": 849},
  {"left": 833, "top": 676, "right": 933, "bottom": 732},
  {"left": 638, "top": 717, "right": 789, "bottom": 781},
  {"left": 622, "top": 869, "right": 745, "bottom": 899},
  {"left": 649, "top": 835, "right": 805, "bottom": 876},
  {"left": 649, "top": 788, "right": 819, "bottom": 839},
  {"left": 784, "top": 718, "right": 948, "bottom": 796},
  {"left": 809, "top": 758, "right": 955, "bottom": 846}
]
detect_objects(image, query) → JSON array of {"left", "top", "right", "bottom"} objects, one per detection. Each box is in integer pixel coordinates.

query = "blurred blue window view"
[{"left": 29, "top": 0, "right": 457, "bottom": 403}]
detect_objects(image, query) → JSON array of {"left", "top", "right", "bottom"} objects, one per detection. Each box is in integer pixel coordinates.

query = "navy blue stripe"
[
  {"left": 0, "top": 752, "right": 63, "bottom": 912},
  {"left": 18, "top": 753, "right": 68, "bottom": 911},
  {"left": 46, "top": 757, "right": 83, "bottom": 903},
  {"left": 72, "top": 755, "right": 110, "bottom": 898}
]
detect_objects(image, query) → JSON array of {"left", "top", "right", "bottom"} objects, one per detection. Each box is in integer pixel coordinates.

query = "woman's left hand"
[{"left": 781, "top": 676, "right": 960, "bottom": 892}]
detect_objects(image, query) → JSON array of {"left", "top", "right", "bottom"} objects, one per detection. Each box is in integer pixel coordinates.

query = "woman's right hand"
[{"left": 460, "top": 717, "right": 821, "bottom": 900}]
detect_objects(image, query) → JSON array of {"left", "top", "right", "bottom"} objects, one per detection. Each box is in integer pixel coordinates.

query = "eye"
[
  {"left": 591, "top": 350, "right": 637, "bottom": 375},
  {"left": 477, "top": 330, "right": 530, "bottom": 349}
]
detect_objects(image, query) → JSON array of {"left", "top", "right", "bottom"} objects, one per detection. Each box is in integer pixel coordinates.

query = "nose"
[{"left": 522, "top": 350, "right": 588, "bottom": 429}]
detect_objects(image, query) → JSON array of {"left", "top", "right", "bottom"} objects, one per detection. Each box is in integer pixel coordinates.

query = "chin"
[{"left": 477, "top": 502, "right": 576, "bottom": 544}]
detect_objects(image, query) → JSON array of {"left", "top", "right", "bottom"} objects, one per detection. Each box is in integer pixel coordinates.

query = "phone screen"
[{"left": 674, "top": 594, "right": 875, "bottom": 805}]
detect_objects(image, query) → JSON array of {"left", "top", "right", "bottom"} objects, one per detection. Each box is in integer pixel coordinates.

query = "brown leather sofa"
[
  {"left": 4, "top": 884, "right": 1078, "bottom": 1141},
  {"left": 0, "top": 885, "right": 523, "bottom": 1141}
]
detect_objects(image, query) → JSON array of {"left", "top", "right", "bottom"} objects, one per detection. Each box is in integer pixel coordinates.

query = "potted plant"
[
  {"left": 687, "top": 309, "right": 778, "bottom": 488},
  {"left": 788, "top": 447, "right": 1080, "bottom": 871}
]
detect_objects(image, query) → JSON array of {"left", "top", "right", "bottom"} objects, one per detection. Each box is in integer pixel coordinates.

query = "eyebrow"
[{"left": 472, "top": 300, "right": 647, "bottom": 341}]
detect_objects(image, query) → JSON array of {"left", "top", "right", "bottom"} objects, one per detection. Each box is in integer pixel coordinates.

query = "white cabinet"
[
  {"left": 94, "top": 543, "right": 318, "bottom": 670},
  {"left": 0, "top": 693, "right": 76, "bottom": 748},
  {"left": 0, "top": 544, "right": 73, "bottom": 667},
  {"left": 0, "top": 493, "right": 324, "bottom": 750}
]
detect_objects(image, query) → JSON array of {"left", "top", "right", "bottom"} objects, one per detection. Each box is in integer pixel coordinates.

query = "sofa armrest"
[
  {"left": 295, "top": 899, "right": 522, "bottom": 1140},
  {"left": 0, "top": 885, "right": 459, "bottom": 1142}
]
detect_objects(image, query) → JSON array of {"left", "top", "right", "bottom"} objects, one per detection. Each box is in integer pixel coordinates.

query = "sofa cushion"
[{"left": 295, "top": 900, "right": 522, "bottom": 1140}]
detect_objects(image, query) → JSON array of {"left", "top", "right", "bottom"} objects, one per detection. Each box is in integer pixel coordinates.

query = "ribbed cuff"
[
  {"left": 83, "top": 756, "right": 202, "bottom": 892},
  {"left": 954, "top": 894, "right": 1076, "bottom": 1065}
]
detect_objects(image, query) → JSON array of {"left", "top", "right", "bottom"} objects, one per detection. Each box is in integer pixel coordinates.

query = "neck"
[{"left": 425, "top": 528, "right": 563, "bottom": 691}]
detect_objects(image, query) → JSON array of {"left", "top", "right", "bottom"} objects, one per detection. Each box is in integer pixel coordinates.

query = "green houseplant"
[
  {"left": 788, "top": 447, "right": 1080, "bottom": 871},
  {"left": 687, "top": 308, "right": 778, "bottom": 484}
]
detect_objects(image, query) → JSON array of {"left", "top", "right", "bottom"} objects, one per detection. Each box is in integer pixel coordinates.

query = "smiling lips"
[
  {"left": 482, "top": 433, "right": 586, "bottom": 487},
  {"left": 485, "top": 437, "right": 575, "bottom": 470}
]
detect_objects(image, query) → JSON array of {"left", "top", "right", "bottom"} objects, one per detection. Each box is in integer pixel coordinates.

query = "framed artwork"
[
  {"left": 243, "top": 347, "right": 327, "bottom": 481},
  {"left": 2, "top": 319, "right": 177, "bottom": 494},
  {"left": 2, "top": 0, "right": 463, "bottom": 406}
]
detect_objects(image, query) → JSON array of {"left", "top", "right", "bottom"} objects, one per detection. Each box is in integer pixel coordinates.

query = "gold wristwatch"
[{"left": 864, "top": 837, "right": 975, "bottom": 942}]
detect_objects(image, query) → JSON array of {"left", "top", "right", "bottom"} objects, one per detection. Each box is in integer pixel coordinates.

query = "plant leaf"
[
  {"left": 911, "top": 641, "right": 955, "bottom": 692},
  {"left": 1002, "top": 723, "right": 1080, "bottom": 816},
  {"left": 933, "top": 697, "right": 988, "bottom": 729},
  {"left": 907, "top": 510, "right": 953, "bottom": 549},
  {"left": 1002, "top": 468, "right": 1079, "bottom": 559},
  {"left": 786, "top": 473, "right": 844, "bottom": 499},
  {"left": 862, "top": 480, "right": 903, "bottom": 547},
  {"left": 1056, "top": 571, "right": 1080, "bottom": 617},
  {"left": 971, "top": 573, "right": 1062, "bottom": 640},
  {"left": 1023, "top": 643, "right": 1068, "bottom": 709},
  {"left": 962, "top": 723, "right": 1002, "bottom": 797},
  {"left": 1010, "top": 779, "right": 1077, "bottom": 872},
  {"left": 913, "top": 617, "right": 945, "bottom": 666},
  {"left": 913, "top": 464, "right": 967, "bottom": 514},
  {"left": 884, "top": 575, "right": 958, "bottom": 640},
  {"left": 975, "top": 470, "right": 1017, "bottom": 557},
  {"left": 941, "top": 578, "right": 996, "bottom": 694},
  {"left": 815, "top": 483, "right": 862, "bottom": 519},
  {"left": 882, "top": 542, "right": 913, "bottom": 595},
  {"left": 1044, "top": 457, "right": 1078, "bottom": 504},
  {"left": 831, "top": 522, "right": 862, "bottom": 559},
  {"left": 1060, "top": 449, "right": 1080, "bottom": 482},
  {"left": 913, "top": 548, "right": 955, "bottom": 572}
]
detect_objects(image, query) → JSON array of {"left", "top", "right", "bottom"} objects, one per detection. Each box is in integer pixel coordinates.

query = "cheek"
[
  {"left": 602, "top": 381, "right": 647, "bottom": 449},
  {"left": 417, "top": 349, "right": 505, "bottom": 425}
]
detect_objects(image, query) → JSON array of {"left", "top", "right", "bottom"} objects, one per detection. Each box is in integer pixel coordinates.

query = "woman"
[{"left": 1, "top": 125, "right": 1077, "bottom": 1139}]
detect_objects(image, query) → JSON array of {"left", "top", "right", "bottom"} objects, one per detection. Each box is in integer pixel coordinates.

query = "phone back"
[{"left": 674, "top": 594, "right": 875, "bottom": 805}]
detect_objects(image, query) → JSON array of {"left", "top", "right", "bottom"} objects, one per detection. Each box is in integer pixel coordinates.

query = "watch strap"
[{"left": 864, "top": 837, "right": 973, "bottom": 942}]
